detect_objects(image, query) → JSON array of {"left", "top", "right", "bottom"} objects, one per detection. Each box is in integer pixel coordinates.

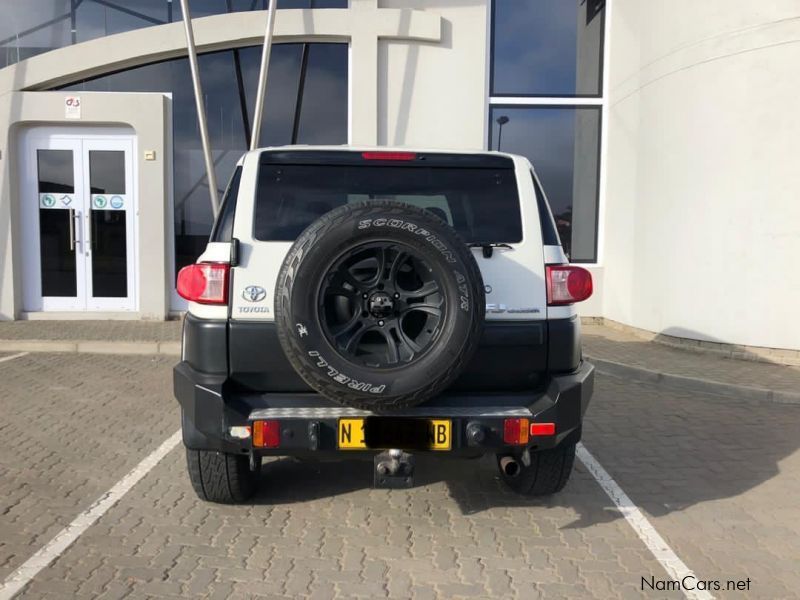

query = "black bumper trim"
[{"left": 174, "top": 361, "right": 594, "bottom": 454}]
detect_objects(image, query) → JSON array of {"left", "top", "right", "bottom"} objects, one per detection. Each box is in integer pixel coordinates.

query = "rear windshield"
[{"left": 254, "top": 164, "right": 522, "bottom": 243}]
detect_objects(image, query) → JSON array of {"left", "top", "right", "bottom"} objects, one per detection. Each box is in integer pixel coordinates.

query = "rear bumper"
[{"left": 174, "top": 361, "right": 594, "bottom": 457}]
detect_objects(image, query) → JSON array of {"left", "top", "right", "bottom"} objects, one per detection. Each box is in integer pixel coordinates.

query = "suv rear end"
[{"left": 174, "top": 147, "right": 594, "bottom": 503}]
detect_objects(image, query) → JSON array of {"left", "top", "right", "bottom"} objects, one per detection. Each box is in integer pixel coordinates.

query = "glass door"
[
  {"left": 27, "top": 140, "right": 87, "bottom": 311},
  {"left": 83, "top": 140, "right": 136, "bottom": 310},
  {"left": 21, "top": 130, "right": 137, "bottom": 313}
]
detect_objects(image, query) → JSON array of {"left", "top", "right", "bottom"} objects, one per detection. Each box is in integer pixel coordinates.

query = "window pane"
[
  {"left": 62, "top": 43, "right": 348, "bottom": 276},
  {"left": 255, "top": 164, "right": 522, "bottom": 243},
  {"left": 0, "top": 0, "right": 347, "bottom": 69},
  {"left": 91, "top": 211, "right": 128, "bottom": 297},
  {"left": 37, "top": 149, "right": 74, "bottom": 193},
  {"left": 492, "top": 0, "right": 605, "bottom": 96},
  {"left": 36, "top": 149, "right": 77, "bottom": 297},
  {"left": 490, "top": 107, "right": 600, "bottom": 261},
  {"left": 89, "top": 151, "right": 126, "bottom": 194},
  {"left": 210, "top": 167, "right": 242, "bottom": 243}
]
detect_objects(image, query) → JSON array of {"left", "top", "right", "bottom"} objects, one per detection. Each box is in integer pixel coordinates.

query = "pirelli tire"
[{"left": 275, "top": 200, "right": 485, "bottom": 411}]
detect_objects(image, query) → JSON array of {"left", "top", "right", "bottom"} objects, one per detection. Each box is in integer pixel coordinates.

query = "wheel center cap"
[{"left": 368, "top": 292, "right": 394, "bottom": 318}]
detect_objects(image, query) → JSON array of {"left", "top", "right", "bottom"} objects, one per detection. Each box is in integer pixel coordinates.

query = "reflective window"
[
  {"left": 489, "top": 107, "right": 600, "bottom": 262},
  {"left": 491, "top": 0, "right": 605, "bottom": 97},
  {"left": 88, "top": 149, "right": 128, "bottom": 297},
  {"left": 210, "top": 166, "right": 242, "bottom": 243},
  {"left": 62, "top": 43, "right": 348, "bottom": 274},
  {"left": 89, "top": 151, "right": 125, "bottom": 194},
  {"left": 37, "top": 149, "right": 77, "bottom": 297},
  {"left": 0, "top": 0, "right": 347, "bottom": 68},
  {"left": 37, "top": 149, "right": 74, "bottom": 194},
  {"left": 255, "top": 164, "right": 523, "bottom": 243}
]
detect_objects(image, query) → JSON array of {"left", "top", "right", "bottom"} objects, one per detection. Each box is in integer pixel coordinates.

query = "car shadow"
[
  {"left": 569, "top": 325, "right": 800, "bottom": 529},
  {"left": 249, "top": 327, "right": 800, "bottom": 531}
]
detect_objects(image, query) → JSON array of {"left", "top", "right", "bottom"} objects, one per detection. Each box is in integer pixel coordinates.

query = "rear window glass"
[
  {"left": 254, "top": 164, "right": 522, "bottom": 243},
  {"left": 210, "top": 166, "right": 242, "bottom": 242}
]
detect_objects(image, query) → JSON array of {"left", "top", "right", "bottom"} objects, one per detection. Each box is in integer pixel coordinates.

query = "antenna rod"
[
  {"left": 250, "top": 0, "right": 278, "bottom": 150},
  {"left": 179, "top": 0, "right": 220, "bottom": 215}
]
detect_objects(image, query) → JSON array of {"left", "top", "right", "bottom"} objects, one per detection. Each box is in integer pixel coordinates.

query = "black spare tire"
[{"left": 275, "top": 200, "right": 485, "bottom": 411}]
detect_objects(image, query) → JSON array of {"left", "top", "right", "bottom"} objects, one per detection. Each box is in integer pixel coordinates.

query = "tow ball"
[{"left": 374, "top": 449, "right": 415, "bottom": 489}]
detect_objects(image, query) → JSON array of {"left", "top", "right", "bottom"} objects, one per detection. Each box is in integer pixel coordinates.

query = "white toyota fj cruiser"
[{"left": 174, "top": 147, "right": 594, "bottom": 503}]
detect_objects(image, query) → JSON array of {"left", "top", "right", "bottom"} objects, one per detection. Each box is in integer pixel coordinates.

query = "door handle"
[
  {"left": 90, "top": 212, "right": 97, "bottom": 251},
  {"left": 85, "top": 212, "right": 94, "bottom": 253},
  {"left": 69, "top": 208, "right": 76, "bottom": 251}
]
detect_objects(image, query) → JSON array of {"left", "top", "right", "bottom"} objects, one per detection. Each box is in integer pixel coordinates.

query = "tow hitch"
[{"left": 374, "top": 449, "right": 415, "bottom": 489}]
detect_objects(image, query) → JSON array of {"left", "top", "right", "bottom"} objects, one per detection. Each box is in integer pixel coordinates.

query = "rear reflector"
[
  {"left": 530, "top": 422, "right": 556, "bottom": 437},
  {"left": 503, "top": 418, "right": 530, "bottom": 445},
  {"left": 361, "top": 151, "right": 416, "bottom": 161},
  {"left": 176, "top": 262, "right": 229, "bottom": 305},
  {"left": 252, "top": 420, "right": 280, "bottom": 448},
  {"left": 546, "top": 265, "right": 593, "bottom": 305}
]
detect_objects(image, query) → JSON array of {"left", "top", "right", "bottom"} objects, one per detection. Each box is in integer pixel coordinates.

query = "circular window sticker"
[
  {"left": 41, "top": 194, "right": 55, "bottom": 208},
  {"left": 110, "top": 196, "right": 124, "bottom": 209},
  {"left": 94, "top": 196, "right": 107, "bottom": 209}
]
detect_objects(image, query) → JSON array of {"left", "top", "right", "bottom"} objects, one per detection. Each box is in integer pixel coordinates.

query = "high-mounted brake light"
[
  {"left": 176, "top": 262, "right": 229, "bottom": 305},
  {"left": 361, "top": 151, "right": 417, "bottom": 161},
  {"left": 546, "top": 265, "right": 593, "bottom": 306}
]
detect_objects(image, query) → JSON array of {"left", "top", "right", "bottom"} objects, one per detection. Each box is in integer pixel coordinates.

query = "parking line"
[
  {"left": 577, "top": 443, "right": 714, "bottom": 600},
  {"left": 0, "top": 430, "right": 182, "bottom": 600},
  {"left": 0, "top": 352, "right": 28, "bottom": 364}
]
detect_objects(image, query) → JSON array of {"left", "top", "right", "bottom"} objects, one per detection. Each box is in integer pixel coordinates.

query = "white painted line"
[
  {"left": 577, "top": 443, "right": 714, "bottom": 600},
  {"left": 0, "top": 352, "right": 29, "bottom": 364},
  {"left": 0, "top": 430, "right": 182, "bottom": 600}
]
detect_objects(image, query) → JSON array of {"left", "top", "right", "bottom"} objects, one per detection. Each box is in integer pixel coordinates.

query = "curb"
[
  {"left": 0, "top": 339, "right": 181, "bottom": 357},
  {"left": 587, "top": 355, "right": 800, "bottom": 405}
]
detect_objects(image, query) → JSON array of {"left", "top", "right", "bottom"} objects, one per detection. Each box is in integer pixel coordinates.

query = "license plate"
[{"left": 338, "top": 418, "right": 451, "bottom": 451}]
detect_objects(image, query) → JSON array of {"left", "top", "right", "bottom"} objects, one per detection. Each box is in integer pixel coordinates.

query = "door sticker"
[
  {"left": 39, "top": 193, "right": 74, "bottom": 209},
  {"left": 91, "top": 194, "right": 126, "bottom": 211}
]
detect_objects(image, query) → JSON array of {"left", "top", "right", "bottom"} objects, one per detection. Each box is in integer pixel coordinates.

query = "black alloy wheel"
[{"left": 319, "top": 242, "right": 445, "bottom": 368}]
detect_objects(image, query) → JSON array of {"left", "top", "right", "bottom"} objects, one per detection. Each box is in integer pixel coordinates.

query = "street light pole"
[{"left": 496, "top": 115, "right": 509, "bottom": 151}]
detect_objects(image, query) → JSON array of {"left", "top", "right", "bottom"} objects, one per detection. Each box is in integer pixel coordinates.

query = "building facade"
[{"left": 0, "top": 0, "right": 798, "bottom": 353}]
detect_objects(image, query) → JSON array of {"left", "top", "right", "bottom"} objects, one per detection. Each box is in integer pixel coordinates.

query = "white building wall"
[
  {"left": 602, "top": 0, "right": 800, "bottom": 350},
  {"left": 378, "top": 0, "right": 488, "bottom": 150}
]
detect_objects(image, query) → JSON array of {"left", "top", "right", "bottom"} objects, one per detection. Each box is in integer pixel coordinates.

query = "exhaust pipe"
[{"left": 499, "top": 455, "right": 521, "bottom": 478}]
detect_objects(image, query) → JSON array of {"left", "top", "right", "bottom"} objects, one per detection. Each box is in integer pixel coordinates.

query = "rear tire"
[
  {"left": 275, "top": 200, "right": 485, "bottom": 411},
  {"left": 185, "top": 448, "right": 260, "bottom": 504},
  {"left": 497, "top": 442, "right": 576, "bottom": 496}
]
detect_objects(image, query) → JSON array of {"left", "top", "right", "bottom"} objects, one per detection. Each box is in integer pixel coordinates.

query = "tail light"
[
  {"left": 503, "top": 418, "right": 530, "bottom": 445},
  {"left": 546, "top": 265, "right": 593, "bottom": 305},
  {"left": 176, "top": 262, "right": 229, "bottom": 305},
  {"left": 252, "top": 420, "right": 280, "bottom": 448}
]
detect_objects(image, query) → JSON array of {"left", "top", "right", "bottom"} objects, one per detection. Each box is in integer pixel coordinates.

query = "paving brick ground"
[
  {"left": 1, "top": 352, "right": 798, "bottom": 598},
  {"left": 0, "top": 320, "right": 182, "bottom": 342},
  {"left": 583, "top": 324, "right": 800, "bottom": 395},
  {"left": 0, "top": 352, "right": 178, "bottom": 582}
]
